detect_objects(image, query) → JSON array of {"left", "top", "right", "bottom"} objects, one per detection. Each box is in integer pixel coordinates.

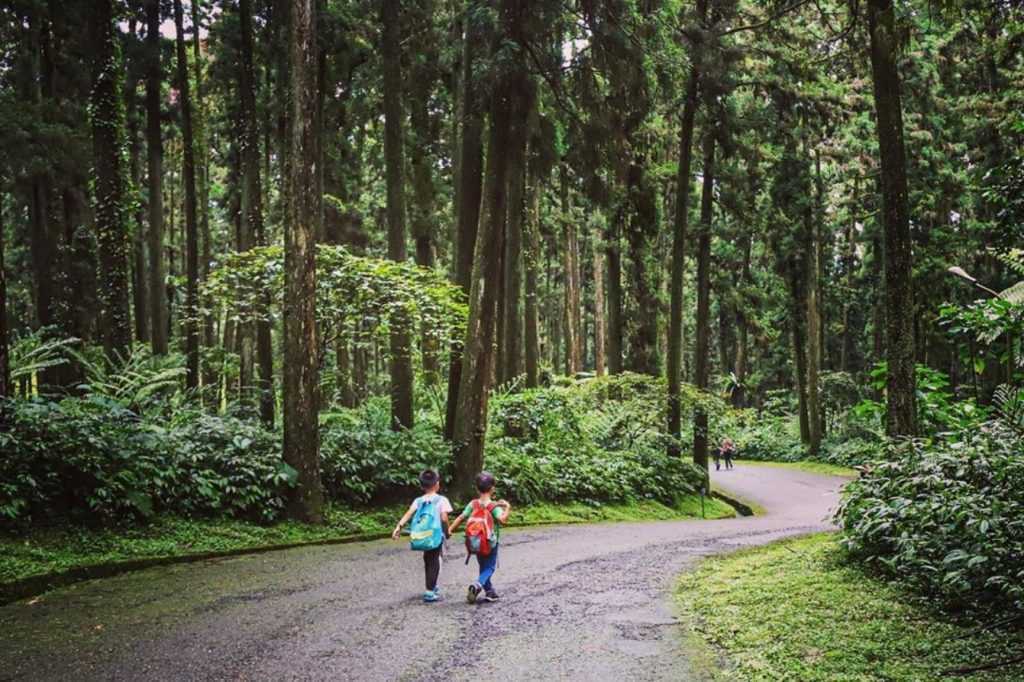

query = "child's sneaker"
[
  {"left": 479, "top": 590, "right": 500, "bottom": 602},
  {"left": 423, "top": 590, "right": 441, "bottom": 603},
  {"left": 466, "top": 582, "right": 481, "bottom": 604}
]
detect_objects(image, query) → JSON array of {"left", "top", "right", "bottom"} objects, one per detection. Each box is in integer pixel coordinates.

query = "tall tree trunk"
[
  {"left": 501, "top": 84, "right": 533, "bottom": 384},
  {"left": 91, "top": 0, "right": 133, "bottom": 360},
  {"left": 145, "top": 0, "right": 167, "bottom": 355},
  {"left": 452, "top": 0, "right": 523, "bottom": 499},
  {"left": 732, "top": 231, "right": 751, "bottom": 407},
  {"left": 240, "top": 0, "right": 275, "bottom": 425},
  {"left": 668, "top": 60, "right": 699, "bottom": 455},
  {"left": 444, "top": 0, "right": 485, "bottom": 440},
  {"left": 125, "top": 49, "right": 149, "bottom": 346},
  {"left": 284, "top": 0, "right": 324, "bottom": 523},
  {"left": 524, "top": 166, "right": 541, "bottom": 388},
  {"left": 592, "top": 239, "right": 606, "bottom": 377},
  {"left": 0, "top": 193, "right": 9, "bottom": 398},
  {"left": 806, "top": 171, "right": 822, "bottom": 457},
  {"left": 409, "top": 13, "right": 440, "bottom": 383},
  {"left": 692, "top": 133, "right": 715, "bottom": 474},
  {"left": 560, "top": 166, "right": 582, "bottom": 375},
  {"left": 172, "top": 0, "right": 200, "bottom": 390},
  {"left": 841, "top": 178, "right": 858, "bottom": 372},
  {"left": 790, "top": 273, "right": 811, "bottom": 444},
  {"left": 625, "top": 160, "right": 659, "bottom": 376},
  {"left": 867, "top": 0, "right": 916, "bottom": 436},
  {"left": 381, "top": 0, "right": 414, "bottom": 429},
  {"left": 606, "top": 207, "right": 623, "bottom": 374}
]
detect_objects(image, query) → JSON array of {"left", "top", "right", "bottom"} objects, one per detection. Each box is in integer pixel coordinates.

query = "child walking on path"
[
  {"left": 448, "top": 472, "right": 510, "bottom": 604},
  {"left": 392, "top": 470, "right": 453, "bottom": 602}
]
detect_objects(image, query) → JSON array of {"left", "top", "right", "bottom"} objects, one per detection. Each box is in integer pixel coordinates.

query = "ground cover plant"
[{"left": 676, "top": 534, "right": 1024, "bottom": 681}]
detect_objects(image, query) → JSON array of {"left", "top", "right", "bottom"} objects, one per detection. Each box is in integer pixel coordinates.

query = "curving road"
[{"left": 0, "top": 464, "right": 847, "bottom": 681}]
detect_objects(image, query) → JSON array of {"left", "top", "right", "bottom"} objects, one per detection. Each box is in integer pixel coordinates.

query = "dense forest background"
[{"left": 0, "top": 0, "right": 1022, "bottom": 624}]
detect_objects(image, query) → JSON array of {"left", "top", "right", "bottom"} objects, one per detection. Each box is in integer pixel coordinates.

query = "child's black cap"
[
  {"left": 420, "top": 469, "right": 440, "bottom": 490},
  {"left": 475, "top": 471, "right": 496, "bottom": 493}
]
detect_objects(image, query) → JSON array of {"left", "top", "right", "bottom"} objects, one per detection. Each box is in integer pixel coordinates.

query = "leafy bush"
[
  {"left": 0, "top": 397, "right": 295, "bottom": 526},
  {"left": 838, "top": 423, "right": 1024, "bottom": 615},
  {"left": 728, "top": 412, "right": 805, "bottom": 462},
  {"left": 319, "top": 397, "right": 450, "bottom": 505}
]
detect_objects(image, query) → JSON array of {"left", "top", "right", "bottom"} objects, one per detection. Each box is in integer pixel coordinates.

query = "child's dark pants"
[{"left": 423, "top": 546, "right": 442, "bottom": 592}]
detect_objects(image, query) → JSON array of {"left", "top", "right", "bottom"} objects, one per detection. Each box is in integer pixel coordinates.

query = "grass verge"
[
  {"left": 675, "top": 533, "right": 1024, "bottom": 681},
  {"left": 1, "top": 495, "right": 734, "bottom": 590},
  {"left": 739, "top": 458, "right": 857, "bottom": 477}
]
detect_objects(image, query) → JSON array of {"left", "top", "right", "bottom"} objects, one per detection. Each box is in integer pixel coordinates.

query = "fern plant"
[
  {"left": 70, "top": 344, "right": 187, "bottom": 412},
  {"left": 9, "top": 328, "right": 79, "bottom": 382}
]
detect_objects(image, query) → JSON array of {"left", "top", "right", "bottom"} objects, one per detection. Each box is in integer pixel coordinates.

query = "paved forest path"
[{"left": 0, "top": 464, "right": 847, "bottom": 681}]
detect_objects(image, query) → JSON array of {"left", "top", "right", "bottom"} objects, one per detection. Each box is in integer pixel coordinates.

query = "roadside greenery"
[
  {"left": 1, "top": 498, "right": 733, "bottom": 588},
  {"left": 677, "top": 534, "right": 1024, "bottom": 681}
]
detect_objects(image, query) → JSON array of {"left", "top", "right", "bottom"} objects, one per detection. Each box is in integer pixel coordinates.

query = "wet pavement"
[{"left": 0, "top": 464, "right": 847, "bottom": 681}]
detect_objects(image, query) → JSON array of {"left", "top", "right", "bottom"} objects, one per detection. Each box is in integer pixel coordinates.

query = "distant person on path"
[
  {"left": 448, "top": 472, "right": 511, "bottom": 604},
  {"left": 392, "top": 469, "right": 452, "bottom": 602},
  {"left": 719, "top": 437, "right": 736, "bottom": 470}
]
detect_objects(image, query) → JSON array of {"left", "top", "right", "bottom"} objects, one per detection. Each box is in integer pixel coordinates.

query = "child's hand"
[
  {"left": 391, "top": 525, "right": 402, "bottom": 540},
  {"left": 496, "top": 499, "right": 511, "bottom": 509}
]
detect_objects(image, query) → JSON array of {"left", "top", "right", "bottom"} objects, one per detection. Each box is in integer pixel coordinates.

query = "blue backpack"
[{"left": 408, "top": 497, "right": 444, "bottom": 551}]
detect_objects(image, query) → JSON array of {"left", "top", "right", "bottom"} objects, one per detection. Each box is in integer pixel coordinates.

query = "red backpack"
[{"left": 463, "top": 500, "right": 497, "bottom": 563}]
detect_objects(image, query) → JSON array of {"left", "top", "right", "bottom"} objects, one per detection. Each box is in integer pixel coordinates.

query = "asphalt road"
[{"left": 0, "top": 463, "right": 847, "bottom": 681}]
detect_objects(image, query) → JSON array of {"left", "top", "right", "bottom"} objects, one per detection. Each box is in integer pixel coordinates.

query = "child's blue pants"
[{"left": 476, "top": 546, "right": 498, "bottom": 591}]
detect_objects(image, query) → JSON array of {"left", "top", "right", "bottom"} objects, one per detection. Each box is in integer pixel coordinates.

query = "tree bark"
[
  {"left": 524, "top": 166, "right": 541, "bottom": 388},
  {"left": 806, "top": 165, "right": 822, "bottom": 456},
  {"left": 284, "top": 0, "right": 324, "bottom": 523},
  {"left": 561, "top": 166, "right": 582, "bottom": 375},
  {"left": 867, "top": 0, "right": 916, "bottom": 436},
  {"left": 444, "top": 0, "right": 485, "bottom": 440},
  {"left": 240, "top": 0, "right": 275, "bottom": 425},
  {"left": 0, "top": 193, "right": 9, "bottom": 398},
  {"left": 125, "top": 47, "right": 149, "bottom": 346},
  {"left": 409, "top": 2, "right": 439, "bottom": 382},
  {"left": 91, "top": 0, "right": 133, "bottom": 360},
  {"left": 452, "top": 0, "right": 523, "bottom": 499},
  {"left": 501, "top": 83, "right": 533, "bottom": 384},
  {"left": 692, "top": 133, "right": 715, "bottom": 474},
  {"left": 172, "top": 0, "right": 200, "bottom": 389},
  {"left": 625, "top": 160, "right": 659, "bottom": 376},
  {"left": 606, "top": 205, "right": 623, "bottom": 375},
  {"left": 732, "top": 230, "right": 751, "bottom": 407},
  {"left": 145, "top": 0, "right": 167, "bottom": 355},
  {"left": 668, "top": 60, "right": 699, "bottom": 455},
  {"left": 592, "top": 238, "right": 606, "bottom": 377},
  {"left": 381, "top": 0, "right": 415, "bottom": 429}
]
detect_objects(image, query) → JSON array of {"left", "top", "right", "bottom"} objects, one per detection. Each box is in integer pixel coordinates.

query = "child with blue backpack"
[{"left": 392, "top": 469, "right": 452, "bottom": 602}]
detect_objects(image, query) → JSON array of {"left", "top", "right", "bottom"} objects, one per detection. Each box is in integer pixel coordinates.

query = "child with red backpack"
[{"left": 447, "top": 471, "right": 511, "bottom": 603}]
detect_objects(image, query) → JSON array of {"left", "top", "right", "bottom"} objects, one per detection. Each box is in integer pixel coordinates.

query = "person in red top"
[{"left": 448, "top": 472, "right": 511, "bottom": 603}]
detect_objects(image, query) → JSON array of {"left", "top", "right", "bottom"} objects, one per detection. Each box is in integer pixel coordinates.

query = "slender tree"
[
  {"left": 445, "top": 0, "right": 486, "bottom": 440},
  {"left": 144, "top": 0, "right": 167, "bottom": 355},
  {"left": 523, "top": 164, "right": 542, "bottom": 388},
  {"left": 172, "top": 0, "right": 200, "bottom": 389},
  {"left": 0, "top": 191, "right": 9, "bottom": 398},
  {"left": 381, "top": 0, "right": 414, "bottom": 429},
  {"left": 692, "top": 132, "right": 715, "bottom": 474},
  {"left": 867, "top": 0, "right": 916, "bottom": 435},
  {"left": 668, "top": 32, "right": 702, "bottom": 456},
  {"left": 91, "top": 0, "right": 133, "bottom": 360},
  {"left": 239, "top": 0, "right": 275, "bottom": 425},
  {"left": 592, "top": 233, "right": 606, "bottom": 377},
  {"left": 284, "top": 0, "right": 324, "bottom": 523},
  {"left": 452, "top": 0, "right": 526, "bottom": 497}
]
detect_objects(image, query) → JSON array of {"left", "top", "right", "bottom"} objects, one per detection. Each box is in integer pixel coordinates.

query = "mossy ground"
[
  {"left": 1, "top": 495, "right": 733, "bottom": 586},
  {"left": 675, "top": 533, "right": 1024, "bottom": 681}
]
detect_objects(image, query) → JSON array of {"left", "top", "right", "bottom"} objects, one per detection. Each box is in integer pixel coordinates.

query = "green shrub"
[
  {"left": 319, "top": 397, "right": 450, "bottom": 505},
  {"left": 838, "top": 423, "right": 1024, "bottom": 615},
  {"left": 0, "top": 397, "right": 295, "bottom": 526}
]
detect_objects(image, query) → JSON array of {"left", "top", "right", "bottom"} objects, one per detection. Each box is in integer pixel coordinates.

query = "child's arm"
[
  {"left": 392, "top": 506, "right": 415, "bottom": 540},
  {"left": 447, "top": 513, "right": 465, "bottom": 535},
  {"left": 441, "top": 511, "right": 451, "bottom": 538},
  {"left": 495, "top": 499, "right": 511, "bottom": 524}
]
